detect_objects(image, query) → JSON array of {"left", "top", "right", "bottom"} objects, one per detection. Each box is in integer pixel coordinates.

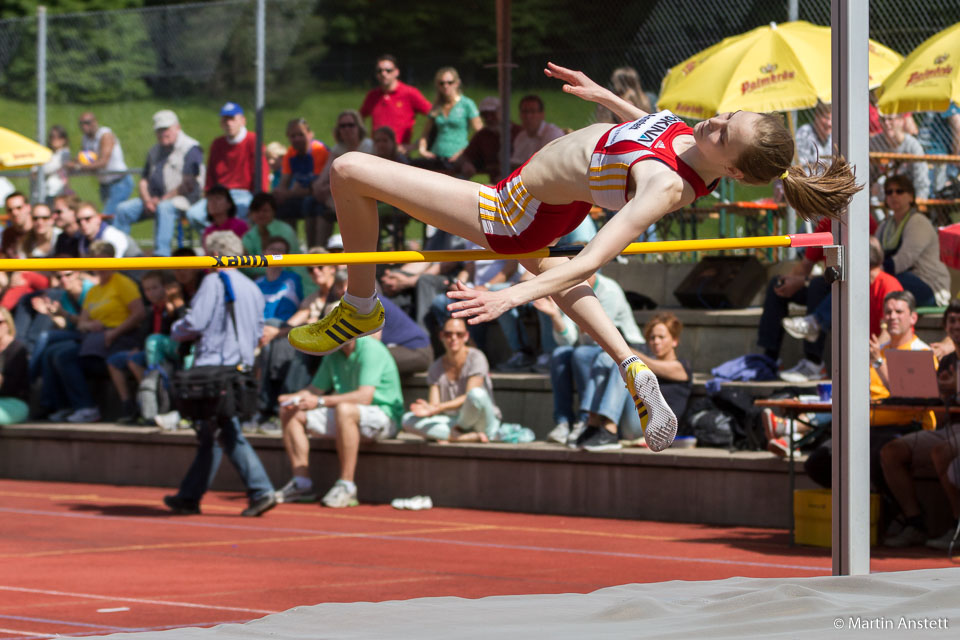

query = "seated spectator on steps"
[
  {"left": 163, "top": 230, "right": 277, "bottom": 518},
  {"left": 201, "top": 185, "right": 249, "bottom": 252},
  {"left": 105, "top": 270, "right": 185, "bottom": 424},
  {"left": 26, "top": 267, "right": 94, "bottom": 379},
  {"left": 183, "top": 102, "right": 269, "bottom": 231},
  {"left": 572, "top": 312, "right": 691, "bottom": 452},
  {"left": 51, "top": 195, "right": 83, "bottom": 257},
  {"left": 76, "top": 201, "right": 140, "bottom": 259},
  {"left": 2, "top": 191, "right": 32, "bottom": 259},
  {"left": 763, "top": 215, "right": 877, "bottom": 383},
  {"left": 414, "top": 66, "right": 482, "bottom": 173},
  {"left": 880, "top": 300, "right": 960, "bottom": 549},
  {"left": 544, "top": 271, "right": 645, "bottom": 447},
  {"left": 22, "top": 203, "right": 60, "bottom": 257},
  {"left": 509, "top": 94, "right": 565, "bottom": 169},
  {"left": 276, "top": 335, "right": 404, "bottom": 508},
  {"left": 805, "top": 291, "right": 937, "bottom": 495},
  {"left": 39, "top": 241, "right": 145, "bottom": 423},
  {"left": 371, "top": 126, "right": 409, "bottom": 165},
  {"left": 255, "top": 236, "right": 303, "bottom": 324},
  {"left": 401, "top": 317, "right": 531, "bottom": 444},
  {"left": 452, "top": 96, "right": 521, "bottom": 183},
  {"left": 0, "top": 307, "right": 30, "bottom": 425},
  {"left": 874, "top": 174, "right": 951, "bottom": 307},
  {"left": 869, "top": 112, "right": 931, "bottom": 200},
  {"left": 242, "top": 193, "right": 300, "bottom": 263},
  {"left": 274, "top": 118, "right": 329, "bottom": 240},
  {"left": 113, "top": 109, "right": 205, "bottom": 257}
]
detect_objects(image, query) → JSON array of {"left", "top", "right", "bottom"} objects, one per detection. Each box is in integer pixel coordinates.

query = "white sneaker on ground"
[
  {"left": 66, "top": 407, "right": 101, "bottom": 423},
  {"left": 779, "top": 358, "right": 827, "bottom": 383},
  {"left": 155, "top": 410, "right": 182, "bottom": 432},
  {"left": 391, "top": 495, "right": 433, "bottom": 510},
  {"left": 322, "top": 480, "right": 359, "bottom": 508},
  {"left": 546, "top": 422, "right": 571, "bottom": 445},
  {"left": 566, "top": 421, "right": 587, "bottom": 449},
  {"left": 782, "top": 315, "right": 821, "bottom": 342}
]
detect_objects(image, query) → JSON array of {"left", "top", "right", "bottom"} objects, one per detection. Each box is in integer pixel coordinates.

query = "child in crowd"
[
  {"left": 105, "top": 270, "right": 185, "bottom": 423},
  {"left": 255, "top": 237, "right": 303, "bottom": 323}
]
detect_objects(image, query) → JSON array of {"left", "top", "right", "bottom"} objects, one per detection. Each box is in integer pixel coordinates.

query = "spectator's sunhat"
[
  {"left": 326, "top": 234, "right": 344, "bottom": 251},
  {"left": 220, "top": 102, "right": 244, "bottom": 117},
  {"left": 152, "top": 110, "right": 179, "bottom": 130},
  {"left": 478, "top": 96, "right": 500, "bottom": 112}
]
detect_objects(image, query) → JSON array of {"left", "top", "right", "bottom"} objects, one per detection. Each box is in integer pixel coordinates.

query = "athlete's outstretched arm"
[
  {"left": 544, "top": 62, "right": 649, "bottom": 121},
  {"left": 447, "top": 168, "right": 685, "bottom": 323}
]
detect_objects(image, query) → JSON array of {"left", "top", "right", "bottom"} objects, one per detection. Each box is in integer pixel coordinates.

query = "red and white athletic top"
[{"left": 589, "top": 110, "right": 718, "bottom": 211}]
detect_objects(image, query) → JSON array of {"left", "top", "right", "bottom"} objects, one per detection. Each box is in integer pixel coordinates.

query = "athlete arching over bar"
[{"left": 289, "top": 62, "right": 861, "bottom": 452}]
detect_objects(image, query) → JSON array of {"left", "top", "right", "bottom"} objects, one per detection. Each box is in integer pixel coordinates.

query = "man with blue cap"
[{"left": 183, "top": 102, "right": 270, "bottom": 235}]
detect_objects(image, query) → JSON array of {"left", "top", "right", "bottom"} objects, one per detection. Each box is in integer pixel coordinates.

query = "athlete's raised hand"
[
  {"left": 445, "top": 280, "right": 515, "bottom": 324},
  {"left": 544, "top": 62, "right": 606, "bottom": 103}
]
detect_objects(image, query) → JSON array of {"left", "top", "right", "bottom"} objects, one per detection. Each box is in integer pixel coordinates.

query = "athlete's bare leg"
[
  {"left": 517, "top": 256, "right": 633, "bottom": 363},
  {"left": 330, "top": 152, "right": 490, "bottom": 298}
]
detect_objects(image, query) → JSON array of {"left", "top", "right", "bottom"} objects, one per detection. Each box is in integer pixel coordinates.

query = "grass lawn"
[{"left": 2, "top": 84, "right": 776, "bottom": 256}]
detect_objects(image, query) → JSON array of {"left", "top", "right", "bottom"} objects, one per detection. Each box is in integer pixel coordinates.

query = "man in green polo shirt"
[{"left": 276, "top": 336, "right": 404, "bottom": 507}]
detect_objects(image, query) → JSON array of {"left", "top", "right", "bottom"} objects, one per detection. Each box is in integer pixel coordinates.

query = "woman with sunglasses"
[
  {"left": 875, "top": 174, "right": 950, "bottom": 307},
  {"left": 402, "top": 317, "right": 531, "bottom": 444},
  {"left": 311, "top": 110, "right": 374, "bottom": 214},
  {"left": 290, "top": 62, "right": 861, "bottom": 453},
  {"left": 414, "top": 67, "right": 482, "bottom": 172},
  {"left": 23, "top": 204, "right": 61, "bottom": 258}
]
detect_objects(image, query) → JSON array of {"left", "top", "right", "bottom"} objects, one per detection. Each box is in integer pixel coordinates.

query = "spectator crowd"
[{"left": 0, "top": 58, "right": 958, "bottom": 541}]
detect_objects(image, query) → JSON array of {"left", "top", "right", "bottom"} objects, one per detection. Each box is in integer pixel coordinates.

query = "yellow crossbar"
[{"left": 0, "top": 233, "right": 827, "bottom": 272}]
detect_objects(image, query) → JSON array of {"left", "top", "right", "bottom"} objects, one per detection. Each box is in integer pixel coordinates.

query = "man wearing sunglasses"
[
  {"left": 869, "top": 112, "right": 931, "bottom": 200},
  {"left": 359, "top": 54, "right": 432, "bottom": 153}
]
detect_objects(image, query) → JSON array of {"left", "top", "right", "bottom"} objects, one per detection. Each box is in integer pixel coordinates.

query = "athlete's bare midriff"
[{"left": 520, "top": 121, "right": 697, "bottom": 207}]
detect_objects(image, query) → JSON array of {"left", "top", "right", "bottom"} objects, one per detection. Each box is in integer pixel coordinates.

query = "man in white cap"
[
  {"left": 183, "top": 102, "right": 270, "bottom": 234},
  {"left": 453, "top": 96, "right": 521, "bottom": 184},
  {"left": 113, "top": 110, "right": 206, "bottom": 256}
]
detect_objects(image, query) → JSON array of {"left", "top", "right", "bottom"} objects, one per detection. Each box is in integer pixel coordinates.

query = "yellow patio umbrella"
[
  {"left": 0, "top": 126, "right": 52, "bottom": 169},
  {"left": 876, "top": 21, "right": 960, "bottom": 114},
  {"left": 658, "top": 20, "right": 903, "bottom": 119}
]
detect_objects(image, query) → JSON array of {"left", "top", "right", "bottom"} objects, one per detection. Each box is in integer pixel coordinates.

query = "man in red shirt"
[
  {"left": 184, "top": 102, "right": 269, "bottom": 233},
  {"left": 359, "top": 55, "right": 432, "bottom": 153}
]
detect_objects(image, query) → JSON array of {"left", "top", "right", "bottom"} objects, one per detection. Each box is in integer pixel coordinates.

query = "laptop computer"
[{"left": 880, "top": 349, "right": 941, "bottom": 405}]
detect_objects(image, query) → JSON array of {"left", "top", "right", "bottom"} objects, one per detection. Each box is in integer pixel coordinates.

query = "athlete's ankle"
[
  {"left": 343, "top": 291, "right": 378, "bottom": 315},
  {"left": 619, "top": 355, "right": 641, "bottom": 379}
]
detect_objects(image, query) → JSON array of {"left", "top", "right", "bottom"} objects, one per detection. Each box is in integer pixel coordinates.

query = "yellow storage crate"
[{"left": 793, "top": 489, "right": 880, "bottom": 547}]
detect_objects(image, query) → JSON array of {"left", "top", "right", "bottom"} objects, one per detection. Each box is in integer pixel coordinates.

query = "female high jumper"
[{"left": 289, "top": 62, "right": 861, "bottom": 452}]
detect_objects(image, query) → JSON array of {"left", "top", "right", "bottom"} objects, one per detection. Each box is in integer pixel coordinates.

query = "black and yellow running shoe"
[
  {"left": 288, "top": 298, "right": 385, "bottom": 355},
  {"left": 623, "top": 359, "right": 678, "bottom": 452}
]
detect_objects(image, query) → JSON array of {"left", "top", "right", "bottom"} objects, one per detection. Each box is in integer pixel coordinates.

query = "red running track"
[{"left": 0, "top": 479, "right": 954, "bottom": 638}]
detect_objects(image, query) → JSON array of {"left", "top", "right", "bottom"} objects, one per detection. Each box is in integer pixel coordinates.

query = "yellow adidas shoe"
[
  {"left": 288, "top": 298, "right": 385, "bottom": 355},
  {"left": 623, "top": 359, "right": 678, "bottom": 452}
]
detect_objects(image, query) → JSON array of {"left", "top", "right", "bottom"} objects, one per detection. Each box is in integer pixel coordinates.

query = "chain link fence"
[{"left": 0, "top": 0, "right": 956, "bottom": 249}]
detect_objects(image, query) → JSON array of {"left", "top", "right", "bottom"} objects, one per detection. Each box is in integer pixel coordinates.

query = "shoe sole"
[
  {"left": 583, "top": 443, "right": 623, "bottom": 452},
  {"left": 289, "top": 321, "right": 384, "bottom": 356},
  {"left": 323, "top": 499, "right": 359, "bottom": 508},
  {"left": 629, "top": 366, "right": 678, "bottom": 453}
]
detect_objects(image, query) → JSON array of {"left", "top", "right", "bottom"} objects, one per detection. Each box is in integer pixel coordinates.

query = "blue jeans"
[
  {"left": 99, "top": 175, "right": 134, "bottom": 215},
  {"left": 114, "top": 198, "right": 185, "bottom": 257},
  {"left": 895, "top": 271, "right": 937, "bottom": 307},
  {"left": 41, "top": 338, "right": 96, "bottom": 411},
  {"left": 756, "top": 274, "right": 830, "bottom": 361},
  {"left": 550, "top": 344, "right": 602, "bottom": 425},
  {"left": 30, "top": 328, "right": 82, "bottom": 379},
  {"left": 184, "top": 189, "right": 254, "bottom": 231},
  {"left": 176, "top": 416, "right": 274, "bottom": 503},
  {"left": 587, "top": 351, "right": 648, "bottom": 440}
]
